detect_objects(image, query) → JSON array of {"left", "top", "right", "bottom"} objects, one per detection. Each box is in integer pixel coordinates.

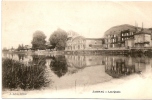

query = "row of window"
[
  {"left": 69, "top": 45, "right": 85, "bottom": 50},
  {"left": 121, "top": 32, "right": 134, "bottom": 36},
  {"left": 107, "top": 34, "right": 116, "bottom": 38}
]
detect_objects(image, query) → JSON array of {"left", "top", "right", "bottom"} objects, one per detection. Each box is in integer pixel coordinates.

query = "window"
[
  {"left": 83, "top": 45, "right": 85, "bottom": 49},
  {"left": 89, "top": 44, "right": 92, "bottom": 47},
  {"left": 95, "top": 41, "right": 97, "bottom": 44},
  {"left": 113, "top": 39, "right": 114, "bottom": 42},
  {"left": 78, "top": 45, "right": 80, "bottom": 49}
]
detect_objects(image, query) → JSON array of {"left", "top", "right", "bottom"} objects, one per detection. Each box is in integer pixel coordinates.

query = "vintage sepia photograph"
[{"left": 1, "top": 1, "right": 152, "bottom": 99}]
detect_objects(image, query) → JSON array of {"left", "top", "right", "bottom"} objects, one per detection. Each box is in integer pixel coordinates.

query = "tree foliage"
[
  {"left": 49, "top": 28, "right": 68, "bottom": 50},
  {"left": 31, "top": 31, "right": 46, "bottom": 50}
]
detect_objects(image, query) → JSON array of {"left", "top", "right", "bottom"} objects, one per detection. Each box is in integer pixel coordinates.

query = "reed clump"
[{"left": 2, "top": 57, "right": 51, "bottom": 91}]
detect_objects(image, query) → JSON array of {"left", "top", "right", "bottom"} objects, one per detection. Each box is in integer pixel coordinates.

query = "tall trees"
[
  {"left": 31, "top": 31, "right": 46, "bottom": 50},
  {"left": 49, "top": 28, "right": 68, "bottom": 50}
]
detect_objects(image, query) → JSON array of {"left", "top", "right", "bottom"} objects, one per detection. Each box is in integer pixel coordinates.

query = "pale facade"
[
  {"left": 125, "top": 38, "right": 135, "bottom": 48},
  {"left": 85, "top": 38, "right": 103, "bottom": 50},
  {"left": 71, "top": 36, "right": 85, "bottom": 50},
  {"left": 134, "top": 32, "right": 151, "bottom": 47},
  {"left": 65, "top": 36, "right": 103, "bottom": 51},
  {"left": 65, "top": 31, "right": 80, "bottom": 51}
]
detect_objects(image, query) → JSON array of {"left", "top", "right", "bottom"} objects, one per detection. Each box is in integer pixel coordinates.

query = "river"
[{"left": 2, "top": 52, "right": 152, "bottom": 91}]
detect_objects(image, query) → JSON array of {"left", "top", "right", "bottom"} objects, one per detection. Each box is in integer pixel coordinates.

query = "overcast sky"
[{"left": 2, "top": 1, "right": 152, "bottom": 49}]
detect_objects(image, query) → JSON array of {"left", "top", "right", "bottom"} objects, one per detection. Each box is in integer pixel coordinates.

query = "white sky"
[{"left": 2, "top": 1, "right": 152, "bottom": 49}]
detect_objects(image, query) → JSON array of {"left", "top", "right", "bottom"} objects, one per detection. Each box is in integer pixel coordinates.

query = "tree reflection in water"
[
  {"left": 50, "top": 55, "right": 68, "bottom": 77},
  {"left": 32, "top": 55, "right": 46, "bottom": 66},
  {"left": 18, "top": 54, "right": 25, "bottom": 61}
]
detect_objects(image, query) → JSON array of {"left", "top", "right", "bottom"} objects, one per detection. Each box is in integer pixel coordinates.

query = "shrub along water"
[{"left": 2, "top": 57, "right": 51, "bottom": 91}]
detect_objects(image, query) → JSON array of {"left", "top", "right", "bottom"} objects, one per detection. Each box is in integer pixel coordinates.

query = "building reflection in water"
[
  {"left": 64, "top": 55, "right": 106, "bottom": 75},
  {"left": 104, "top": 56, "right": 150, "bottom": 78},
  {"left": 65, "top": 55, "right": 104, "bottom": 68}
]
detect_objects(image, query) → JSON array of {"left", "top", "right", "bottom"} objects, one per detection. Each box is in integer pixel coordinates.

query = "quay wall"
[{"left": 65, "top": 49, "right": 152, "bottom": 56}]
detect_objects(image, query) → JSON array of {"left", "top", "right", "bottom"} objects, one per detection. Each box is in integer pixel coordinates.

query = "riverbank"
[
  {"left": 2, "top": 70, "right": 152, "bottom": 99},
  {"left": 3, "top": 50, "right": 64, "bottom": 56},
  {"left": 4, "top": 48, "right": 152, "bottom": 56},
  {"left": 65, "top": 48, "right": 152, "bottom": 56}
]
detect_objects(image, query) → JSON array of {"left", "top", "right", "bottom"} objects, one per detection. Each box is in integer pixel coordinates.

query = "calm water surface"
[{"left": 2, "top": 53, "right": 152, "bottom": 90}]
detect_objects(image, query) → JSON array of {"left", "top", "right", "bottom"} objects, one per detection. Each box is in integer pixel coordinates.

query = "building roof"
[
  {"left": 134, "top": 29, "right": 152, "bottom": 35},
  {"left": 72, "top": 36, "right": 85, "bottom": 41},
  {"left": 104, "top": 24, "right": 151, "bottom": 37},
  {"left": 104, "top": 24, "right": 138, "bottom": 37},
  {"left": 85, "top": 38, "right": 103, "bottom": 40}
]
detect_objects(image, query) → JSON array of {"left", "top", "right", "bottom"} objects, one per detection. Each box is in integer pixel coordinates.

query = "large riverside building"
[
  {"left": 103, "top": 24, "right": 152, "bottom": 49},
  {"left": 65, "top": 36, "right": 104, "bottom": 51}
]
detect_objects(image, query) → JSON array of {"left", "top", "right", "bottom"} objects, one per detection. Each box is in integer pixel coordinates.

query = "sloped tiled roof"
[{"left": 104, "top": 24, "right": 152, "bottom": 37}]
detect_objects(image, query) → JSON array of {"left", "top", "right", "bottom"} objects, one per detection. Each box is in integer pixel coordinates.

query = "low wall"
[{"left": 65, "top": 49, "right": 152, "bottom": 56}]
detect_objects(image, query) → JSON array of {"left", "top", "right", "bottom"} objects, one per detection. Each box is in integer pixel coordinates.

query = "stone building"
[
  {"left": 85, "top": 38, "right": 103, "bottom": 50},
  {"left": 134, "top": 29, "right": 152, "bottom": 48},
  {"left": 65, "top": 31, "right": 80, "bottom": 51},
  {"left": 65, "top": 36, "right": 104, "bottom": 51},
  {"left": 103, "top": 24, "right": 138, "bottom": 49},
  {"left": 125, "top": 38, "right": 135, "bottom": 48},
  {"left": 103, "top": 24, "right": 152, "bottom": 49}
]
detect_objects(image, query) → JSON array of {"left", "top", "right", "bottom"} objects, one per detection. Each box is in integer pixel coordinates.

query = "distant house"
[
  {"left": 24, "top": 45, "right": 32, "bottom": 51},
  {"left": 45, "top": 42, "right": 54, "bottom": 50},
  {"left": 9, "top": 47, "right": 15, "bottom": 52}
]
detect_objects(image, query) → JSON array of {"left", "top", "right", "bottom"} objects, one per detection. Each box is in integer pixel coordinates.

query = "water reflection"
[
  {"left": 50, "top": 55, "right": 68, "bottom": 77},
  {"left": 2, "top": 53, "right": 152, "bottom": 90},
  {"left": 18, "top": 54, "right": 25, "bottom": 61},
  {"left": 2, "top": 53, "right": 151, "bottom": 79},
  {"left": 104, "top": 56, "right": 150, "bottom": 78},
  {"left": 65, "top": 55, "right": 104, "bottom": 68}
]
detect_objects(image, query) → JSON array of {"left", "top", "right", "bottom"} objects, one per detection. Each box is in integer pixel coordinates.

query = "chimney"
[
  {"left": 135, "top": 21, "right": 138, "bottom": 32},
  {"left": 141, "top": 22, "right": 144, "bottom": 31}
]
